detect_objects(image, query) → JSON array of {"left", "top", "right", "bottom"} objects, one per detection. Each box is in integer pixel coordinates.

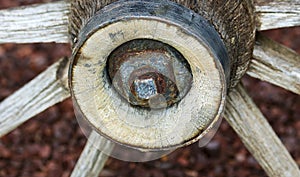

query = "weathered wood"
[
  {"left": 69, "top": 0, "right": 256, "bottom": 89},
  {"left": 247, "top": 33, "right": 300, "bottom": 95},
  {"left": 224, "top": 83, "right": 300, "bottom": 177},
  {"left": 0, "top": 58, "right": 70, "bottom": 137},
  {"left": 2, "top": 0, "right": 300, "bottom": 42},
  {"left": 70, "top": 0, "right": 227, "bottom": 149},
  {"left": 0, "top": 1, "right": 299, "bottom": 176},
  {"left": 0, "top": 1, "right": 69, "bottom": 44},
  {"left": 71, "top": 131, "right": 112, "bottom": 177},
  {"left": 255, "top": 0, "right": 300, "bottom": 31}
]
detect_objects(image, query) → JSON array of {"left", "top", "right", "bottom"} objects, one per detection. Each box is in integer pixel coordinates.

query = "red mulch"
[{"left": 0, "top": 1, "right": 299, "bottom": 177}]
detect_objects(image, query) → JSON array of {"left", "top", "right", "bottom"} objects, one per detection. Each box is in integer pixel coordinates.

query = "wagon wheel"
[{"left": 0, "top": 0, "right": 299, "bottom": 176}]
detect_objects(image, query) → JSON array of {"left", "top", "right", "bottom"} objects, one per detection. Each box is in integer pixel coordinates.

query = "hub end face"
[{"left": 70, "top": 0, "right": 229, "bottom": 156}]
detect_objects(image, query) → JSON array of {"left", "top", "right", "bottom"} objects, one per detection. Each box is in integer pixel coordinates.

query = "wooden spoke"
[
  {"left": 224, "top": 83, "right": 300, "bottom": 177},
  {"left": 247, "top": 33, "right": 300, "bottom": 95},
  {"left": 0, "top": 1, "right": 69, "bottom": 44},
  {"left": 71, "top": 131, "right": 112, "bottom": 177},
  {"left": 0, "top": 1, "right": 299, "bottom": 176},
  {"left": 1, "top": 0, "right": 299, "bottom": 43},
  {"left": 255, "top": 0, "right": 300, "bottom": 30},
  {"left": 0, "top": 58, "right": 70, "bottom": 137}
]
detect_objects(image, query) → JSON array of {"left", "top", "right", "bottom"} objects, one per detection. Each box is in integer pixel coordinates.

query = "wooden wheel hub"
[
  {"left": 1, "top": 0, "right": 300, "bottom": 175},
  {"left": 69, "top": 0, "right": 229, "bottom": 150}
]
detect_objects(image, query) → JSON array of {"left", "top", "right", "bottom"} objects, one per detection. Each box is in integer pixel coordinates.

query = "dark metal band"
[{"left": 74, "top": 0, "right": 230, "bottom": 85}]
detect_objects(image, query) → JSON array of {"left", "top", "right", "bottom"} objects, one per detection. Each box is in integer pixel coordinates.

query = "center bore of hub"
[{"left": 107, "top": 39, "right": 193, "bottom": 109}]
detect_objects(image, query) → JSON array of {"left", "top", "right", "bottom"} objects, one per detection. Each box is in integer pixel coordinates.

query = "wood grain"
[
  {"left": 71, "top": 131, "right": 112, "bottom": 177},
  {"left": 2, "top": 0, "right": 300, "bottom": 43},
  {"left": 0, "top": 58, "right": 70, "bottom": 137},
  {"left": 0, "top": 1, "right": 69, "bottom": 44},
  {"left": 69, "top": 0, "right": 256, "bottom": 89},
  {"left": 224, "top": 83, "right": 300, "bottom": 177},
  {"left": 71, "top": 14, "right": 226, "bottom": 149},
  {"left": 247, "top": 33, "right": 300, "bottom": 95},
  {"left": 255, "top": 0, "right": 300, "bottom": 30}
]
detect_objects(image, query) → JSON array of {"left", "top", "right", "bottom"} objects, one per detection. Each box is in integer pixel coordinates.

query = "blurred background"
[{"left": 0, "top": 1, "right": 299, "bottom": 177}]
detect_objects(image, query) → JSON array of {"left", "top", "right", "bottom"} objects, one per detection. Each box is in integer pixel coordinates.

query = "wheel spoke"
[
  {"left": 247, "top": 33, "right": 300, "bottom": 95},
  {"left": 0, "top": 1, "right": 69, "bottom": 44},
  {"left": 224, "top": 83, "right": 300, "bottom": 177},
  {"left": 0, "top": 58, "right": 70, "bottom": 137},
  {"left": 1, "top": 0, "right": 299, "bottom": 43},
  {"left": 71, "top": 131, "right": 112, "bottom": 177},
  {"left": 255, "top": 0, "right": 300, "bottom": 30}
]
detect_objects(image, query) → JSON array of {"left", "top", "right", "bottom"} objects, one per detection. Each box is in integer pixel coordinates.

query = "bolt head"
[
  {"left": 134, "top": 78, "right": 157, "bottom": 100},
  {"left": 129, "top": 71, "right": 179, "bottom": 108}
]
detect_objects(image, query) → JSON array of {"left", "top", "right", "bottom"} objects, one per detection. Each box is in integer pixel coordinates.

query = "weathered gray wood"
[
  {"left": 255, "top": 0, "right": 300, "bottom": 30},
  {"left": 0, "top": 1, "right": 299, "bottom": 176},
  {"left": 224, "top": 83, "right": 300, "bottom": 177},
  {"left": 69, "top": 0, "right": 256, "bottom": 89},
  {"left": 1, "top": 0, "right": 299, "bottom": 43},
  {"left": 247, "top": 33, "right": 300, "bottom": 95},
  {"left": 0, "top": 1, "right": 69, "bottom": 44},
  {"left": 71, "top": 131, "right": 112, "bottom": 177},
  {"left": 70, "top": 0, "right": 228, "bottom": 150},
  {"left": 0, "top": 58, "right": 70, "bottom": 137}
]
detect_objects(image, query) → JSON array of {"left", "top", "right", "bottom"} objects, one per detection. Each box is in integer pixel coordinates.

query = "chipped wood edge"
[
  {"left": 0, "top": 1, "right": 70, "bottom": 44},
  {"left": 255, "top": 0, "right": 300, "bottom": 30},
  {"left": 71, "top": 131, "right": 112, "bottom": 177},
  {"left": 0, "top": 58, "right": 70, "bottom": 137},
  {"left": 247, "top": 33, "right": 300, "bottom": 95},
  {"left": 224, "top": 83, "right": 300, "bottom": 177}
]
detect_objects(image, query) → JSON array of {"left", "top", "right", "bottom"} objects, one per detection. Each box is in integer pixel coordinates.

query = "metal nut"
[
  {"left": 129, "top": 70, "right": 179, "bottom": 108},
  {"left": 107, "top": 39, "right": 192, "bottom": 109}
]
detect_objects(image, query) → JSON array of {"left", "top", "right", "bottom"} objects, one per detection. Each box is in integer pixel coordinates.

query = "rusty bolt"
[
  {"left": 107, "top": 39, "right": 192, "bottom": 109},
  {"left": 129, "top": 70, "right": 179, "bottom": 108}
]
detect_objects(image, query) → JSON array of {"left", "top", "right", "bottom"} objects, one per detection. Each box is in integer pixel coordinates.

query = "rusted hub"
[
  {"left": 69, "top": 0, "right": 229, "bottom": 152},
  {"left": 107, "top": 39, "right": 192, "bottom": 109}
]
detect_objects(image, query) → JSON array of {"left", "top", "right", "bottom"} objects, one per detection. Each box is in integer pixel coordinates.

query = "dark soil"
[{"left": 0, "top": 1, "right": 299, "bottom": 177}]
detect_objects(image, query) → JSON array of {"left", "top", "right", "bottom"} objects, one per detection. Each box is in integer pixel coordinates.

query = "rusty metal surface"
[{"left": 107, "top": 39, "right": 192, "bottom": 108}]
